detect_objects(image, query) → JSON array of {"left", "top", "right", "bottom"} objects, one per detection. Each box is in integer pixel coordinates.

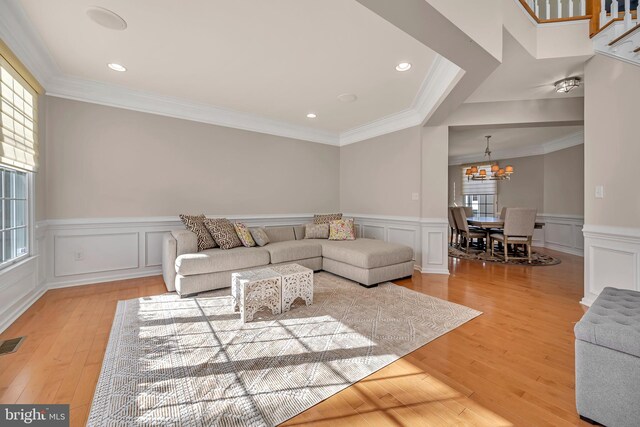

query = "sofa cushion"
[
  {"left": 264, "top": 226, "right": 295, "bottom": 243},
  {"left": 574, "top": 287, "right": 640, "bottom": 358},
  {"left": 319, "top": 238, "right": 413, "bottom": 269},
  {"left": 329, "top": 219, "right": 355, "bottom": 241},
  {"left": 264, "top": 240, "right": 322, "bottom": 264},
  {"left": 204, "top": 218, "right": 243, "bottom": 250},
  {"left": 293, "top": 225, "right": 305, "bottom": 240},
  {"left": 179, "top": 214, "right": 217, "bottom": 251},
  {"left": 305, "top": 223, "right": 329, "bottom": 239},
  {"left": 175, "top": 246, "right": 270, "bottom": 276},
  {"left": 249, "top": 227, "right": 270, "bottom": 247},
  {"left": 234, "top": 222, "right": 256, "bottom": 247},
  {"left": 314, "top": 213, "right": 342, "bottom": 224}
]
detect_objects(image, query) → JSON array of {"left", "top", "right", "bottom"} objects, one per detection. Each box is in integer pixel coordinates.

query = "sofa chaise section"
[{"left": 320, "top": 239, "right": 414, "bottom": 287}]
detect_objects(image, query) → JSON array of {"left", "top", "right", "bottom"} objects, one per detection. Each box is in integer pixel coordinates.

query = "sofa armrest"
[{"left": 171, "top": 229, "right": 198, "bottom": 256}]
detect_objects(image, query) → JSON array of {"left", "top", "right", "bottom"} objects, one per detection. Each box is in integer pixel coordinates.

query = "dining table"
[
  {"left": 466, "top": 216, "right": 545, "bottom": 253},
  {"left": 467, "top": 216, "right": 545, "bottom": 230}
]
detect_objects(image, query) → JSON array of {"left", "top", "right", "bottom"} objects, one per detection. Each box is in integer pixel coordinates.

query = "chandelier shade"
[{"left": 465, "top": 136, "right": 514, "bottom": 181}]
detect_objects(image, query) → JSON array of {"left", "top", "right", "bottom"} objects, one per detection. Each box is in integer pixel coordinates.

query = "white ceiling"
[
  {"left": 19, "top": 0, "right": 440, "bottom": 133},
  {"left": 449, "top": 125, "right": 584, "bottom": 162},
  {"left": 466, "top": 32, "right": 586, "bottom": 103}
]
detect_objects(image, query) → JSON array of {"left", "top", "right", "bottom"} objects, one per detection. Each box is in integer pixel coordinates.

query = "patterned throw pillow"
[
  {"left": 203, "top": 218, "right": 243, "bottom": 250},
  {"left": 313, "top": 213, "right": 343, "bottom": 224},
  {"left": 304, "top": 223, "right": 329, "bottom": 239},
  {"left": 329, "top": 219, "right": 356, "bottom": 241},
  {"left": 250, "top": 227, "right": 270, "bottom": 247},
  {"left": 179, "top": 214, "right": 217, "bottom": 251},
  {"left": 233, "top": 222, "right": 256, "bottom": 247}
]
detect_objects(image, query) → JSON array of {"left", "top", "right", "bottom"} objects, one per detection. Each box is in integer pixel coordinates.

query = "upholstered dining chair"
[
  {"left": 453, "top": 207, "right": 486, "bottom": 252},
  {"left": 490, "top": 208, "right": 537, "bottom": 262},
  {"left": 463, "top": 206, "right": 474, "bottom": 218},
  {"left": 448, "top": 207, "right": 459, "bottom": 246},
  {"left": 499, "top": 206, "right": 508, "bottom": 219}
]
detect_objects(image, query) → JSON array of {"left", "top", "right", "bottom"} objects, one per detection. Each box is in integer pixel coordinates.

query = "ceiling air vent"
[{"left": 0, "top": 337, "right": 25, "bottom": 355}]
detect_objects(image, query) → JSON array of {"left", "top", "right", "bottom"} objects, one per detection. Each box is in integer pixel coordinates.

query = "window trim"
[{"left": 0, "top": 165, "right": 32, "bottom": 271}]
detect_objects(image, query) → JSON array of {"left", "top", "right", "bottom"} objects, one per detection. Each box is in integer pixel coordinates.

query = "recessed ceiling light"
[
  {"left": 395, "top": 62, "right": 412, "bottom": 72},
  {"left": 306, "top": 113, "right": 317, "bottom": 119},
  {"left": 108, "top": 63, "right": 127, "bottom": 72},
  {"left": 338, "top": 93, "right": 358, "bottom": 103},
  {"left": 86, "top": 7, "right": 127, "bottom": 31}
]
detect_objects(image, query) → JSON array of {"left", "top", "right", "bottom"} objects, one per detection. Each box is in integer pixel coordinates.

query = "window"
[
  {"left": 0, "top": 52, "right": 38, "bottom": 269},
  {"left": 461, "top": 165, "right": 497, "bottom": 216},
  {"left": 0, "top": 166, "right": 28, "bottom": 265}
]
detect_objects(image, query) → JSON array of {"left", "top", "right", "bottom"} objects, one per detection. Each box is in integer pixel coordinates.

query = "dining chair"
[
  {"left": 499, "top": 207, "right": 508, "bottom": 220},
  {"left": 453, "top": 207, "right": 486, "bottom": 252},
  {"left": 448, "top": 207, "right": 458, "bottom": 246},
  {"left": 463, "top": 206, "right": 474, "bottom": 218},
  {"left": 490, "top": 208, "right": 537, "bottom": 262}
]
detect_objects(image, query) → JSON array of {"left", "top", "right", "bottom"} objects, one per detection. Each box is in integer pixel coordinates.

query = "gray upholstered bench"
[{"left": 574, "top": 287, "right": 640, "bottom": 427}]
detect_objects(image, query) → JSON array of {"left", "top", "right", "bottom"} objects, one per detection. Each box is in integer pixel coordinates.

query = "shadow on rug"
[
  {"left": 449, "top": 245, "right": 561, "bottom": 266},
  {"left": 87, "top": 272, "right": 481, "bottom": 427}
]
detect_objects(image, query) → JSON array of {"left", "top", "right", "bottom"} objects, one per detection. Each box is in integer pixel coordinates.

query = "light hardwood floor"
[{"left": 0, "top": 249, "right": 589, "bottom": 426}]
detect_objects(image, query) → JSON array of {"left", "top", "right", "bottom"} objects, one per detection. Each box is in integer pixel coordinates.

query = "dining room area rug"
[
  {"left": 448, "top": 245, "right": 561, "bottom": 266},
  {"left": 87, "top": 272, "right": 481, "bottom": 427}
]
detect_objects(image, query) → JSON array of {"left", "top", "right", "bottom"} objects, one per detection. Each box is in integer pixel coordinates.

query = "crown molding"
[
  {"left": 1, "top": 0, "right": 463, "bottom": 147},
  {"left": 46, "top": 75, "right": 341, "bottom": 146},
  {"left": 339, "top": 56, "right": 463, "bottom": 146},
  {"left": 448, "top": 130, "right": 584, "bottom": 165},
  {"left": 0, "top": 0, "right": 59, "bottom": 86}
]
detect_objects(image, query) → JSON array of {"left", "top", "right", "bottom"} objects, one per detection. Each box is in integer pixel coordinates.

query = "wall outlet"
[
  {"left": 595, "top": 185, "right": 604, "bottom": 199},
  {"left": 411, "top": 193, "right": 420, "bottom": 201},
  {"left": 73, "top": 251, "right": 84, "bottom": 261}
]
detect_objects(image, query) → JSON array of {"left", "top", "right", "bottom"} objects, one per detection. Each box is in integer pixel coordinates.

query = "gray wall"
[
  {"left": 585, "top": 55, "right": 639, "bottom": 228},
  {"left": 340, "top": 126, "right": 422, "bottom": 217},
  {"left": 544, "top": 143, "right": 584, "bottom": 216},
  {"left": 44, "top": 97, "right": 340, "bottom": 218},
  {"left": 449, "top": 145, "right": 584, "bottom": 215}
]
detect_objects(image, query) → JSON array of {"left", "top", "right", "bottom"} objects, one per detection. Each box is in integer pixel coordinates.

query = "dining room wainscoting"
[{"left": 537, "top": 214, "right": 584, "bottom": 257}]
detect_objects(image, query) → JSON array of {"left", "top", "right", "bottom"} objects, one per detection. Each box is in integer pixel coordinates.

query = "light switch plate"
[
  {"left": 595, "top": 185, "right": 604, "bottom": 199},
  {"left": 412, "top": 193, "right": 419, "bottom": 201}
]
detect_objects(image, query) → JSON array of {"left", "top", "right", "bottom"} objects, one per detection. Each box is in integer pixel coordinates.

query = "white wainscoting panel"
[
  {"left": 582, "top": 225, "right": 640, "bottom": 306},
  {"left": 145, "top": 231, "right": 168, "bottom": 267},
  {"left": 42, "top": 215, "right": 319, "bottom": 289},
  {"left": 345, "top": 214, "right": 421, "bottom": 268},
  {"left": 0, "top": 256, "right": 45, "bottom": 333},
  {"left": 539, "top": 214, "right": 584, "bottom": 256},
  {"left": 54, "top": 233, "right": 139, "bottom": 277},
  {"left": 420, "top": 219, "right": 449, "bottom": 275}
]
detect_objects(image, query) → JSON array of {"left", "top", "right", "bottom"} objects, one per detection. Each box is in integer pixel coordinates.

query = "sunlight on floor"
[{"left": 283, "top": 358, "right": 513, "bottom": 426}]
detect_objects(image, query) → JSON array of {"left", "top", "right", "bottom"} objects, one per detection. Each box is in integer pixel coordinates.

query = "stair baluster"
[
  {"left": 624, "top": 0, "right": 633, "bottom": 29},
  {"left": 557, "top": 0, "right": 563, "bottom": 18},
  {"left": 580, "top": 0, "right": 586, "bottom": 16},
  {"left": 601, "top": 0, "right": 609, "bottom": 27},
  {"left": 569, "top": 0, "right": 575, "bottom": 17}
]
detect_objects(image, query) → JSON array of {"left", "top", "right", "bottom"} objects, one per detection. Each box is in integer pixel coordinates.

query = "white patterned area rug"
[{"left": 88, "top": 272, "right": 481, "bottom": 427}]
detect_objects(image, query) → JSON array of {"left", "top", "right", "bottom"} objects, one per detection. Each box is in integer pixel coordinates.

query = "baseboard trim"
[
  {"left": 543, "top": 242, "right": 584, "bottom": 257},
  {"left": 420, "top": 267, "right": 450, "bottom": 275},
  {"left": 0, "top": 286, "right": 47, "bottom": 334},
  {"left": 48, "top": 268, "right": 163, "bottom": 290}
]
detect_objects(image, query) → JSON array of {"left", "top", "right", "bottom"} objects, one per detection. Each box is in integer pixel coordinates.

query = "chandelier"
[{"left": 465, "top": 136, "right": 514, "bottom": 181}]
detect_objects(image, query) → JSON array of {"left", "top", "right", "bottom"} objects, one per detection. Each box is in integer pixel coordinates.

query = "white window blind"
[
  {"left": 461, "top": 165, "right": 497, "bottom": 195},
  {"left": 0, "top": 55, "right": 38, "bottom": 172}
]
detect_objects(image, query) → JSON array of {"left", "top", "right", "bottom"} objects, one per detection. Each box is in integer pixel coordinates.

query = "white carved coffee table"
[
  {"left": 269, "top": 264, "right": 314, "bottom": 312},
  {"left": 232, "top": 268, "right": 282, "bottom": 323}
]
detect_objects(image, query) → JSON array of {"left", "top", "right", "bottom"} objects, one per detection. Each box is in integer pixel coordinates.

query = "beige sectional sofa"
[{"left": 162, "top": 225, "right": 414, "bottom": 296}]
